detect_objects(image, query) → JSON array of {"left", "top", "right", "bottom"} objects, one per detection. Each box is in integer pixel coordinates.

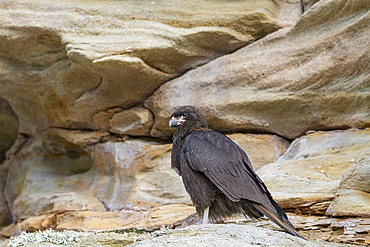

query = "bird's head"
[{"left": 169, "top": 105, "right": 208, "bottom": 130}]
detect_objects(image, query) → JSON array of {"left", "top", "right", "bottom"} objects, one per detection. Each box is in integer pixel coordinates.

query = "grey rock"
[{"left": 129, "top": 224, "right": 326, "bottom": 247}]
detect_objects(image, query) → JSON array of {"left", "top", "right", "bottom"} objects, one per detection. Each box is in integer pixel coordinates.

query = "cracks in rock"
[
  {"left": 74, "top": 76, "right": 103, "bottom": 102},
  {"left": 48, "top": 125, "right": 98, "bottom": 132}
]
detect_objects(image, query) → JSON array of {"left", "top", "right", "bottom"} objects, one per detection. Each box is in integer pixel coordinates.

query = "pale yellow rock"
[
  {"left": 17, "top": 214, "right": 55, "bottom": 232},
  {"left": 326, "top": 190, "right": 370, "bottom": 217},
  {"left": 92, "top": 108, "right": 122, "bottom": 131},
  {"left": 257, "top": 129, "right": 370, "bottom": 214},
  {"left": 227, "top": 133, "right": 289, "bottom": 170},
  {"left": 0, "top": 0, "right": 299, "bottom": 135},
  {"left": 89, "top": 140, "right": 190, "bottom": 209},
  {"left": 145, "top": 0, "right": 370, "bottom": 139},
  {"left": 326, "top": 156, "right": 370, "bottom": 217},
  {"left": 0, "top": 223, "right": 20, "bottom": 238},
  {"left": 110, "top": 107, "right": 153, "bottom": 136},
  {"left": 55, "top": 204, "right": 195, "bottom": 231},
  {"left": 3, "top": 132, "right": 102, "bottom": 220},
  {"left": 1, "top": 0, "right": 281, "bottom": 134}
]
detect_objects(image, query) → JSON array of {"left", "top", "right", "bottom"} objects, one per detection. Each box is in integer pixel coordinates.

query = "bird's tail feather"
[{"left": 252, "top": 203, "right": 306, "bottom": 240}]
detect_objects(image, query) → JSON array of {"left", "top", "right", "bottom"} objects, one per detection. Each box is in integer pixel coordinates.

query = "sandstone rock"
[
  {"left": 0, "top": 223, "right": 19, "bottom": 238},
  {"left": 92, "top": 108, "right": 122, "bottom": 131},
  {"left": 0, "top": 165, "right": 10, "bottom": 225},
  {"left": 130, "top": 224, "right": 322, "bottom": 247},
  {"left": 227, "top": 133, "right": 289, "bottom": 170},
  {"left": 225, "top": 214, "right": 370, "bottom": 246},
  {"left": 257, "top": 129, "right": 370, "bottom": 214},
  {"left": 110, "top": 107, "right": 153, "bottom": 136},
  {"left": 0, "top": 0, "right": 291, "bottom": 135},
  {"left": 3, "top": 133, "right": 102, "bottom": 221},
  {"left": 338, "top": 156, "right": 370, "bottom": 193},
  {"left": 1, "top": 1, "right": 369, "bottom": 246},
  {"left": 17, "top": 214, "right": 55, "bottom": 233},
  {"left": 46, "top": 128, "right": 109, "bottom": 147},
  {"left": 56, "top": 204, "right": 195, "bottom": 231},
  {"left": 0, "top": 98, "right": 18, "bottom": 162},
  {"left": 89, "top": 139, "right": 190, "bottom": 209},
  {"left": 145, "top": 0, "right": 370, "bottom": 139},
  {"left": 326, "top": 156, "right": 370, "bottom": 217}
]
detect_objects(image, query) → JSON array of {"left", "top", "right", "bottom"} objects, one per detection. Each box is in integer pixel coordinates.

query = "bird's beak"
[{"left": 169, "top": 116, "right": 184, "bottom": 128}]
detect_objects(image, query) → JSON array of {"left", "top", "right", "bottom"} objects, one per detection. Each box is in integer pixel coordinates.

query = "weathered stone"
[
  {"left": 110, "top": 107, "right": 153, "bottom": 136},
  {"left": 145, "top": 0, "right": 370, "bottom": 139},
  {"left": 92, "top": 108, "right": 122, "bottom": 131},
  {"left": 0, "top": 0, "right": 290, "bottom": 135},
  {"left": 0, "top": 223, "right": 20, "bottom": 238},
  {"left": 56, "top": 204, "right": 195, "bottom": 231},
  {"left": 89, "top": 140, "right": 190, "bottom": 210},
  {"left": 3, "top": 132, "right": 102, "bottom": 221},
  {"left": 338, "top": 156, "right": 370, "bottom": 193},
  {"left": 1, "top": 1, "right": 369, "bottom": 246},
  {"left": 257, "top": 129, "right": 370, "bottom": 214},
  {"left": 17, "top": 214, "right": 55, "bottom": 232},
  {"left": 0, "top": 98, "right": 18, "bottom": 162},
  {"left": 326, "top": 156, "right": 370, "bottom": 217},
  {"left": 225, "top": 214, "right": 370, "bottom": 246},
  {"left": 0, "top": 165, "right": 10, "bottom": 225},
  {"left": 327, "top": 190, "right": 370, "bottom": 218},
  {"left": 46, "top": 128, "right": 109, "bottom": 147},
  {"left": 129, "top": 224, "right": 322, "bottom": 247},
  {"left": 227, "top": 133, "right": 289, "bottom": 170}
]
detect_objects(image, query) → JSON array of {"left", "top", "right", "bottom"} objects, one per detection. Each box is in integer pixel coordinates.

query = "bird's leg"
[{"left": 202, "top": 207, "right": 210, "bottom": 224}]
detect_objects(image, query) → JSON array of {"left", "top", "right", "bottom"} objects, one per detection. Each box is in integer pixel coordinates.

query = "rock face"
[
  {"left": 257, "top": 129, "right": 370, "bottom": 216},
  {"left": 130, "top": 224, "right": 322, "bottom": 247},
  {"left": 145, "top": 0, "right": 370, "bottom": 139},
  {"left": 109, "top": 107, "right": 154, "bottom": 136},
  {"left": 326, "top": 156, "right": 370, "bottom": 217},
  {"left": 0, "top": 0, "right": 369, "bottom": 246},
  {"left": 0, "top": 98, "right": 18, "bottom": 162},
  {"left": 0, "top": 0, "right": 294, "bottom": 136},
  {"left": 228, "top": 133, "right": 290, "bottom": 170}
]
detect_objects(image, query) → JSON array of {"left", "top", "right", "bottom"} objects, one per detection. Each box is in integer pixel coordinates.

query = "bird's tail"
[{"left": 252, "top": 203, "right": 306, "bottom": 240}]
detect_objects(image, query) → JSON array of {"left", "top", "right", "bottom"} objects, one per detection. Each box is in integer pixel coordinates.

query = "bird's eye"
[{"left": 182, "top": 113, "right": 187, "bottom": 118}]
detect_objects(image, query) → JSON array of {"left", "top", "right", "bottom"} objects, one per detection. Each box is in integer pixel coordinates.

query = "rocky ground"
[{"left": 0, "top": 0, "right": 369, "bottom": 246}]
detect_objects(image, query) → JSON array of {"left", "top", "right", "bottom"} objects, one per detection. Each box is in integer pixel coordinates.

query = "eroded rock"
[
  {"left": 109, "top": 107, "right": 153, "bottom": 136},
  {"left": 228, "top": 133, "right": 289, "bottom": 170},
  {"left": 1, "top": 0, "right": 290, "bottom": 134},
  {"left": 257, "top": 128, "right": 370, "bottom": 215},
  {"left": 130, "top": 224, "right": 322, "bottom": 247},
  {"left": 145, "top": 0, "right": 370, "bottom": 139},
  {"left": 327, "top": 156, "right": 370, "bottom": 217},
  {"left": 0, "top": 98, "right": 18, "bottom": 162},
  {"left": 56, "top": 204, "right": 195, "bottom": 232}
]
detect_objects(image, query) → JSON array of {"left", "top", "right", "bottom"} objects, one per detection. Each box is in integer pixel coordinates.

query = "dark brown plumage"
[{"left": 169, "top": 105, "right": 305, "bottom": 239}]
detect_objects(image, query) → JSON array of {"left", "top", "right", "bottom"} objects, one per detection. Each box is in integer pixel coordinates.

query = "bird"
[{"left": 169, "top": 105, "right": 305, "bottom": 239}]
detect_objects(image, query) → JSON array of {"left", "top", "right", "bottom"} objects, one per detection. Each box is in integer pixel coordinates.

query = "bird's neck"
[{"left": 173, "top": 126, "right": 193, "bottom": 144}]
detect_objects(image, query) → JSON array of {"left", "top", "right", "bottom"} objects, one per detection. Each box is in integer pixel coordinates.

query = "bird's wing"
[
  {"left": 184, "top": 130, "right": 272, "bottom": 205},
  {"left": 184, "top": 129, "right": 305, "bottom": 239}
]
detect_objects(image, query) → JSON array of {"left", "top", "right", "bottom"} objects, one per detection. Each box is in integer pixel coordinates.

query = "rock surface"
[
  {"left": 145, "top": 0, "right": 370, "bottom": 139},
  {"left": 0, "top": 98, "right": 18, "bottom": 163},
  {"left": 0, "top": 0, "right": 294, "bottom": 136},
  {"left": 326, "top": 156, "right": 370, "bottom": 217},
  {"left": 257, "top": 128, "right": 370, "bottom": 215},
  {"left": 3, "top": 224, "right": 344, "bottom": 247},
  {"left": 109, "top": 107, "right": 154, "bottom": 136},
  {"left": 0, "top": 0, "right": 369, "bottom": 246},
  {"left": 228, "top": 133, "right": 290, "bottom": 170},
  {"left": 129, "top": 224, "right": 324, "bottom": 247}
]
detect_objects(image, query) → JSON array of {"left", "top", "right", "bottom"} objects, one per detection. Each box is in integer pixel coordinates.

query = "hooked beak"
[{"left": 169, "top": 116, "right": 185, "bottom": 128}]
